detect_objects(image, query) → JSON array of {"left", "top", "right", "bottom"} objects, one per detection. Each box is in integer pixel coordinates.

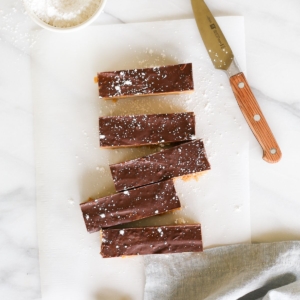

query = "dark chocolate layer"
[
  {"left": 99, "top": 112, "right": 195, "bottom": 148},
  {"left": 97, "top": 63, "right": 194, "bottom": 99},
  {"left": 110, "top": 139, "right": 210, "bottom": 192},
  {"left": 80, "top": 180, "right": 180, "bottom": 233},
  {"left": 101, "top": 224, "right": 203, "bottom": 258}
]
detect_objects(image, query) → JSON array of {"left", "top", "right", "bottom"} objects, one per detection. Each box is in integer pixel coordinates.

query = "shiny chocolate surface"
[
  {"left": 80, "top": 180, "right": 180, "bottom": 233},
  {"left": 99, "top": 112, "right": 195, "bottom": 148},
  {"left": 97, "top": 63, "right": 194, "bottom": 99},
  {"left": 101, "top": 224, "right": 203, "bottom": 258},
  {"left": 110, "top": 139, "right": 210, "bottom": 192}
]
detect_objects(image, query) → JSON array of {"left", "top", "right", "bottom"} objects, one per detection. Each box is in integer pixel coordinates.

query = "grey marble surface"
[{"left": 0, "top": 0, "right": 300, "bottom": 299}]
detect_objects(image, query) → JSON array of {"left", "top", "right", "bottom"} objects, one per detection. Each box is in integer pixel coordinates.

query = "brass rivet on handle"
[
  {"left": 238, "top": 82, "right": 245, "bottom": 88},
  {"left": 270, "top": 148, "right": 277, "bottom": 155}
]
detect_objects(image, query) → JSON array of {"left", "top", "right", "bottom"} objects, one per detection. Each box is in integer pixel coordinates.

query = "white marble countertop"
[{"left": 1, "top": 0, "right": 300, "bottom": 299}]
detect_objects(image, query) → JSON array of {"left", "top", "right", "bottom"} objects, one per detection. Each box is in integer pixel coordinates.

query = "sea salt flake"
[
  {"left": 100, "top": 213, "right": 105, "bottom": 218},
  {"left": 97, "top": 166, "right": 105, "bottom": 173},
  {"left": 119, "top": 230, "right": 125, "bottom": 235}
]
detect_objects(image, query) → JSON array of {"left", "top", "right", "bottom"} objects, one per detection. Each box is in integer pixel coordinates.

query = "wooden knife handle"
[{"left": 230, "top": 72, "right": 282, "bottom": 163}]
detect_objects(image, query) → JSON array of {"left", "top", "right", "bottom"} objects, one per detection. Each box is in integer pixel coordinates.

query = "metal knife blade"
[{"left": 191, "top": 0, "right": 282, "bottom": 163}]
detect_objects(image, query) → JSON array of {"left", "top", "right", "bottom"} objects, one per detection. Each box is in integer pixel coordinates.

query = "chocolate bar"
[
  {"left": 80, "top": 180, "right": 180, "bottom": 233},
  {"left": 99, "top": 112, "right": 195, "bottom": 148},
  {"left": 101, "top": 224, "right": 203, "bottom": 258},
  {"left": 110, "top": 139, "right": 210, "bottom": 192},
  {"left": 97, "top": 63, "right": 194, "bottom": 99}
]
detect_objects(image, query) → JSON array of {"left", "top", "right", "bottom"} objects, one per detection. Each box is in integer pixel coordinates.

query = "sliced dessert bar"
[
  {"left": 97, "top": 63, "right": 194, "bottom": 99},
  {"left": 101, "top": 224, "right": 203, "bottom": 258},
  {"left": 99, "top": 112, "right": 195, "bottom": 148},
  {"left": 80, "top": 179, "right": 180, "bottom": 233},
  {"left": 110, "top": 139, "right": 210, "bottom": 192}
]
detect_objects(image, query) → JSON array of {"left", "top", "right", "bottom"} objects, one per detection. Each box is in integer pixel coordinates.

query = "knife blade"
[{"left": 191, "top": 0, "right": 282, "bottom": 163}]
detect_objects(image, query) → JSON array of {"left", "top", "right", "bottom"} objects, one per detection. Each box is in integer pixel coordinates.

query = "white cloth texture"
[{"left": 144, "top": 242, "right": 300, "bottom": 300}]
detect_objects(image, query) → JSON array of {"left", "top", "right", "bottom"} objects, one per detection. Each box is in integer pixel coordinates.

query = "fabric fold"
[{"left": 144, "top": 242, "right": 300, "bottom": 300}]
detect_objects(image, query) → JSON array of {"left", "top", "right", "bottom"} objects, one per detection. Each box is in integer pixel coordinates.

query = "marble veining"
[
  {"left": 251, "top": 87, "right": 300, "bottom": 119},
  {"left": 0, "top": 0, "right": 300, "bottom": 299}
]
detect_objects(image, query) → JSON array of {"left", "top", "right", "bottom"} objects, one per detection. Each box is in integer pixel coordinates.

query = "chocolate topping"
[
  {"left": 110, "top": 139, "right": 210, "bottom": 192},
  {"left": 80, "top": 180, "right": 180, "bottom": 233},
  {"left": 97, "top": 63, "right": 194, "bottom": 99},
  {"left": 101, "top": 224, "right": 203, "bottom": 258},
  {"left": 99, "top": 112, "right": 195, "bottom": 148}
]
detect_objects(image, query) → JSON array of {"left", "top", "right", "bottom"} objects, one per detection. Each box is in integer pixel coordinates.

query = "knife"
[{"left": 191, "top": 0, "right": 281, "bottom": 163}]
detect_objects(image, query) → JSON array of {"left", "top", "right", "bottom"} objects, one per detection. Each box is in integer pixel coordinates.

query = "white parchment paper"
[{"left": 32, "top": 18, "right": 250, "bottom": 300}]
